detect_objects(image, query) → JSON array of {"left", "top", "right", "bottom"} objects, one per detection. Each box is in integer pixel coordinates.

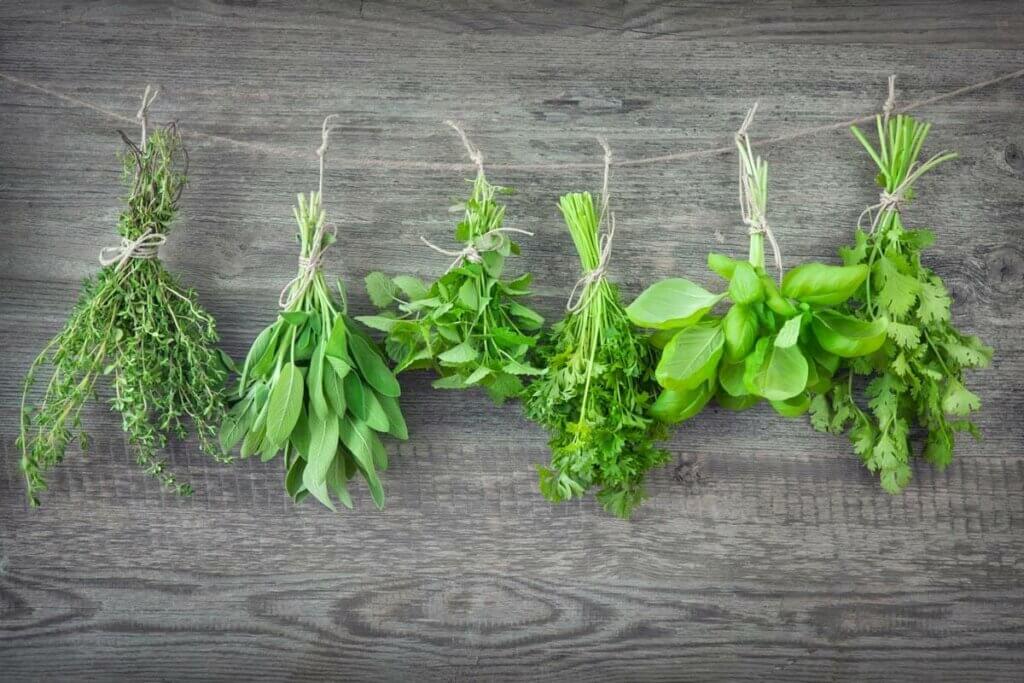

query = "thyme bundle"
[{"left": 18, "top": 90, "right": 229, "bottom": 505}]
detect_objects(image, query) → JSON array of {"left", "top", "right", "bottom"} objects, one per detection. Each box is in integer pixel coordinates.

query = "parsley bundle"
[
  {"left": 627, "top": 106, "right": 884, "bottom": 423},
  {"left": 359, "top": 127, "right": 544, "bottom": 403},
  {"left": 221, "top": 119, "right": 407, "bottom": 510},
  {"left": 524, "top": 148, "right": 668, "bottom": 518},
  {"left": 810, "top": 113, "right": 992, "bottom": 492},
  {"left": 18, "top": 90, "right": 229, "bottom": 505}
]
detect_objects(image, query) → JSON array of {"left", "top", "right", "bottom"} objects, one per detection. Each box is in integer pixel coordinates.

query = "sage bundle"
[
  {"left": 220, "top": 117, "right": 407, "bottom": 510},
  {"left": 524, "top": 142, "right": 668, "bottom": 518},
  {"left": 18, "top": 88, "right": 230, "bottom": 505},
  {"left": 627, "top": 105, "right": 884, "bottom": 422},
  {"left": 810, "top": 107, "right": 992, "bottom": 492},
  {"left": 359, "top": 122, "right": 544, "bottom": 403}
]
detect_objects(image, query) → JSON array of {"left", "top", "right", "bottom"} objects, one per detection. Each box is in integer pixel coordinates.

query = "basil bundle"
[
  {"left": 221, "top": 120, "right": 407, "bottom": 510},
  {"left": 810, "top": 113, "right": 992, "bottom": 492},
  {"left": 18, "top": 91, "right": 230, "bottom": 504},
  {"left": 627, "top": 107, "right": 884, "bottom": 423},
  {"left": 360, "top": 142, "right": 544, "bottom": 403},
  {"left": 524, "top": 180, "right": 668, "bottom": 519}
]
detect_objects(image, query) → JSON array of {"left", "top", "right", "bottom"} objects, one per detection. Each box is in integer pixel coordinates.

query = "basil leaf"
[
  {"left": 774, "top": 316, "right": 802, "bottom": 348},
  {"left": 781, "top": 262, "right": 868, "bottom": 306},
  {"left": 728, "top": 262, "right": 764, "bottom": 305},
  {"left": 626, "top": 278, "right": 722, "bottom": 330},
  {"left": 743, "top": 337, "right": 809, "bottom": 401},
  {"left": 811, "top": 310, "right": 888, "bottom": 358},
  {"left": 655, "top": 322, "right": 724, "bottom": 391},
  {"left": 722, "top": 304, "right": 757, "bottom": 362},
  {"left": 650, "top": 382, "right": 714, "bottom": 424}
]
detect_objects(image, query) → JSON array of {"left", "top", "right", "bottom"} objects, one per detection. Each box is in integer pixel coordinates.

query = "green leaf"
[
  {"left": 325, "top": 316, "right": 350, "bottom": 360},
  {"left": 811, "top": 310, "right": 888, "bottom": 358},
  {"left": 942, "top": 380, "right": 981, "bottom": 416},
  {"left": 839, "top": 229, "right": 869, "bottom": 266},
  {"left": 326, "top": 455, "right": 354, "bottom": 509},
  {"left": 502, "top": 359, "right": 545, "bottom": 376},
  {"left": 728, "top": 262, "right": 764, "bottom": 305},
  {"left": 626, "top": 278, "right": 723, "bottom": 330},
  {"left": 326, "top": 355, "right": 351, "bottom": 380},
  {"left": 363, "top": 390, "right": 391, "bottom": 432},
  {"left": 491, "top": 326, "right": 536, "bottom": 348},
  {"left": 876, "top": 253, "right": 921, "bottom": 317},
  {"left": 770, "top": 392, "right": 811, "bottom": 418},
  {"left": 240, "top": 324, "right": 277, "bottom": 386},
  {"left": 307, "top": 344, "right": 328, "bottom": 419},
  {"left": 781, "top": 262, "right": 868, "bottom": 306},
  {"left": 266, "top": 362, "right": 304, "bottom": 446},
  {"left": 774, "top": 316, "right": 802, "bottom": 348},
  {"left": 376, "top": 394, "right": 408, "bottom": 440},
  {"left": 392, "top": 275, "right": 429, "bottom": 301},
  {"left": 457, "top": 279, "right": 480, "bottom": 310},
  {"left": 743, "top": 337, "right": 809, "bottom": 401},
  {"left": 304, "top": 412, "right": 340, "bottom": 487},
  {"left": 717, "top": 360, "right": 748, "bottom": 397},
  {"left": 886, "top": 321, "right": 921, "bottom": 349},
  {"left": 349, "top": 334, "right": 401, "bottom": 397},
  {"left": 655, "top": 322, "right": 724, "bottom": 391},
  {"left": 650, "top": 382, "right": 714, "bottom": 424},
  {"left": 339, "top": 417, "right": 386, "bottom": 509},
  {"left": 354, "top": 315, "right": 400, "bottom": 333},
  {"left": 508, "top": 301, "right": 544, "bottom": 328},
  {"left": 344, "top": 371, "right": 368, "bottom": 420},
  {"left": 365, "top": 272, "right": 398, "bottom": 308},
  {"left": 707, "top": 252, "right": 740, "bottom": 280},
  {"left": 917, "top": 276, "right": 951, "bottom": 324},
  {"left": 722, "top": 304, "right": 757, "bottom": 362},
  {"left": 438, "top": 341, "right": 479, "bottom": 365}
]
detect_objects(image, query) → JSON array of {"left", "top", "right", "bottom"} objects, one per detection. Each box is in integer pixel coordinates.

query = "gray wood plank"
[{"left": 1, "top": 1, "right": 1023, "bottom": 680}]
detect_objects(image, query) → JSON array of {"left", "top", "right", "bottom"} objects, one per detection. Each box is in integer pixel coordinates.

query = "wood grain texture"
[{"left": 1, "top": 1, "right": 1023, "bottom": 680}]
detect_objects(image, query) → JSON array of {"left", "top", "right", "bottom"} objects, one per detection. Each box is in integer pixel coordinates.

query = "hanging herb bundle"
[
  {"left": 524, "top": 142, "right": 668, "bottom": 519},
  {"left": 627, "top": 105, "right": 885, "bottom": 423},
  {"left": 18, "top": 88, "right": 230, "bottom": 505},
  {"left": 220, "top": 117, "right": 407, "bottom": 510},
  {"left": 359, "top": 122, "right": 544, "bottom": 403},
  {"left": 810, "top": 103, "right": 992, "bottom": 492}
]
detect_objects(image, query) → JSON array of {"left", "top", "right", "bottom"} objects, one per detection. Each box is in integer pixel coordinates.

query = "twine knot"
[
  {"left": 566, "top": 137, "right": 615, "bottom": 313},
  {"left": 99, "top": 228, "right": 166, "bottom": 270},
  {"left": 420, "top": 227, "right": 534, "bottom": 272},
  {"left": 279, "top": 220, "right": 337, "bottom": 308},
  {"left": 857, "top": 176, "right": 912, "bottom": 234},
  {"left": 882, "top": 74, "right": 897, "bottom": 122}
]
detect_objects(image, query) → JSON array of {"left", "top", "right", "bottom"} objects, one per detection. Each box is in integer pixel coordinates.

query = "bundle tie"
[
  {"left": 279, "top": 220, "right": 338, "bottom": 308},
  {"left": 99, "top": 228, "right": 166, "bottom": 270},
  {"left": 136, "top": 85, "right": 158, "bottom": 148},
  {"left": 566, "top": 137, "right": 614, "bottom": 313},
  {"left": 420, "top": 227, "right": 534, "bottom": 272},
  {"left": 735, "top": 103, "right": 783, "bottom": 281},
  {"left": 277, "top": 115, "right": 344, "bottom": 308}
]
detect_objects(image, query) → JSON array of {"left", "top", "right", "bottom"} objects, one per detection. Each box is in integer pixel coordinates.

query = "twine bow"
[
  {"left": 735, "top": 103, "right": 783, "bottom": 281},
  {"left": 566, "top": 137, "right": 615, "bottom": 313},
  {"left": 99, "top": 227, "right": 166, "bottom": 270},
  {"left": 279, "top": 115, "right": 341, "bottom": 308},
  {"left": 420, "top": 119, "right": 533, "bottom": 271}
]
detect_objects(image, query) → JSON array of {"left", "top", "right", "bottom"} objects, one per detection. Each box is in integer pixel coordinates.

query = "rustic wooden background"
[{"left": 2, "top": 1, "right": 1023, "bottom": 680}]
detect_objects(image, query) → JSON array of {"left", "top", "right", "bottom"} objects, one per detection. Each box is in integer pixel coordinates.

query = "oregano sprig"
[
  {"left": 18, "top": 92, "right": 230, "bottom": 505},
  {"left": 359, "top": 124, "right": 544, "bottom": 403}
]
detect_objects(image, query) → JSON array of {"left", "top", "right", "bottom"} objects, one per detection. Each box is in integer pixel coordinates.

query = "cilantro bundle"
[
  {"left": 524, "top": 183, "right": 668, "bottom": 519},
  {"left": 627, "top": 107, "right": 885, "bottom": 423},
  {"left": 810, "top": 114, "right": 992, "bottom": 492},
  {"left": 220, "top": 119, "right": 407, "bottom": 510},
  {"left": 18, "top": 92, "right": 229, "bottom": 505},
  {"left": 360, "top": 126, "right": 544, "bottom": 403}
]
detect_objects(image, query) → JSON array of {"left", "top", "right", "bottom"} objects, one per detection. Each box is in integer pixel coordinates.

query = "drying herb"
[
  {"left": 810, "top": 113, "right": 992, "bottom": 492},
  {"left": 18, "top": 90, "right": 229, "bottom": 505},
  {"left": 221, "top": 119, "right": 407, "bottom": 510},
  {"left": 359, "top": 125, "right": 544, "bottom": 403},
  {"left": 524, "top": 173, "right": 668, "bottom": 518},
  {"left": 627, "top": 106, "right": 885, "bottom": 423}
]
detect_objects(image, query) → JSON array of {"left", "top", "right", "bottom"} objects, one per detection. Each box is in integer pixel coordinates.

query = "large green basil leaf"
[
  {"left": 626, "top": 278, "right": 723, "bottom": 330},
  {"left": 656, "top": 322, "right": 724, "bottom": 391},
  {"left": 811, "top": 310, "right": 888, "bottom": 358},
  {"left": 650, "top": 382, "right": 714, "bottom": 424},
  {"left": 743, "top": 337, "right": 809, "bottom": 401},
  {"left": 728, "top": 262, "right": 764, "bottom": 305},
  {"left": 722, "top": 304, "right": 757, "bottom": 362},
  {"left": 781, "top": 262, "right": 868, "bottom": 306}
]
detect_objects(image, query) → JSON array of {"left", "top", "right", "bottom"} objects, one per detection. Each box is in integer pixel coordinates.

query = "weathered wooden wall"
[{"left": 1, "top": 1, "right": 1023, "bottom": 680}]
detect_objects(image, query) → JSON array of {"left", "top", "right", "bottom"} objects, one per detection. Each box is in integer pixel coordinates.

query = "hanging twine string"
[
  {"left": 279, "top": 115, "right": 341, "bottom": 308},
  {"left": 98, "top": 86, "right": 164, "bottom": 270},
  {"left": 420, "top": 121, "right": 534, "bottom": 271},
  {"left": 566, "top": 137, "right": 615, "bottom": 313},
  {"left": 856, "top": 75, "right": 957, "bottom": 234},
  {"left": 735, "top": 103, "right": 784, "bottom": 281}
]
